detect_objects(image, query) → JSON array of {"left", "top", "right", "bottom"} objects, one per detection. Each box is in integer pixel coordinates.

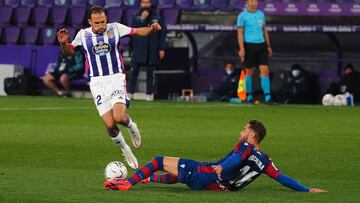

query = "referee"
[{"left": 237, "top": 0, "right": 272, "bottom": 103}]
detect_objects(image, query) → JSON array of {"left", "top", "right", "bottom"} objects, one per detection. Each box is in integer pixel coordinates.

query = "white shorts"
[{"left": 89, "top": 73, "right": 129, "bottom": 116}]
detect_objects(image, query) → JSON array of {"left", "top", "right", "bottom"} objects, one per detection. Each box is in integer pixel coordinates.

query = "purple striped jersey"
[{"left": 69, "top": 23, "right": 135, "bottom": 77}]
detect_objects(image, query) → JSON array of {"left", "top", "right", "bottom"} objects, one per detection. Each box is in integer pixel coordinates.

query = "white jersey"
[{"left": 70, "top": 23, "right": 135, "bottom": 77}]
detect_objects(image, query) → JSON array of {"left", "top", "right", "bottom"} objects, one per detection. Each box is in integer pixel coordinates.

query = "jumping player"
[
  {"left": 104, "top": 120, "right": 326, "bottom": 193},
  {"left": 57, "top": 6, "right": 162, "bottom": 169}
]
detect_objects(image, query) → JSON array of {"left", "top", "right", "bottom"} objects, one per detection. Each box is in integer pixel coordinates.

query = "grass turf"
[{"left": 0, "top": 96, "right": 359, "bottom": 202}]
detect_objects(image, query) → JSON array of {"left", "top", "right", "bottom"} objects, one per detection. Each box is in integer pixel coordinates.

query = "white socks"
[{"left": 111, "top": 131, "right": 127, "bottom": 148}]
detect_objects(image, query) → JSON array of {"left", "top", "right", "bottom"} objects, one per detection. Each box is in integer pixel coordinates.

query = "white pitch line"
[
  {"left": 0, "top": 103, "right": 252, "bottom": 111},
  {"left": 0, "top": 107, "right": 93, "bottom": 111}
]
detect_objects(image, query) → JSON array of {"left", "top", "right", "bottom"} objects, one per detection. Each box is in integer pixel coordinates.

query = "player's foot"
[
  {"left": 128, "top": 123, "right": 141, "bottom": 148},
  {"left": 121, "top": 145, "right": 138, "bottom": 169},
  {"left": 104, "top": 179, "right": 132, "bottom": 191},
  {"left": 141, "top": 177, "right": 151, "bottom": 184}
]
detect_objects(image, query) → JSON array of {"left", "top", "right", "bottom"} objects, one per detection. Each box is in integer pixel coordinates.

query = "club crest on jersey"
[
  {"left": 92, "top": 41, "right": 111, "bottom": 56},
  {"left": 107, "top": 31, "right": 114, "bottom": 39}
]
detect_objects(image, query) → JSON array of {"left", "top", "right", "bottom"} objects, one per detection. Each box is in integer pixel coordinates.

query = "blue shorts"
[{"left": 177, "top": 158, "right": 219, "bottom": 190}]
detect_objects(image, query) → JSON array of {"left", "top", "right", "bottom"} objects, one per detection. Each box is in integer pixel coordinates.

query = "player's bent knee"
[{"left": 113, "top": 114, "right": 127, "bottom": 124}]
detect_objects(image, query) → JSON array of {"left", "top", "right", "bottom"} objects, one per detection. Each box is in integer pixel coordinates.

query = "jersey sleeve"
[
  {"left": 264, "top": 159, "right": 281, "bottom": 179},
  {"left": 236, "top": 13, "right": 245, "bottom": 28},
  {"left": 261, "top": 11, "right": 266, "bottom": 26},
  {"left": 265, "top": 158, "right": 309, "bottom": 192},
  {"left": 220, "top": 141, "right": 251, "bottom": 170},
  {"left": 70, "top": 29, "right": 83, "bottom": 49},
  {"left": 115, "top": 22, "right": 136, "bottom": 37}
]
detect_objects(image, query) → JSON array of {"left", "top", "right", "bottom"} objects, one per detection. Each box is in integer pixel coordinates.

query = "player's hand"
[
  {"left": 211, "top": 165, "right": 223, "bottom": 180},
  {"left": 141, "top": 10, "right": 149, "bottom": 20},
  {"left": 159, "top": 50, "right": 165, "bottom": 60},
  {"left": 309, "top": 188, "right": 327, "bottom": 193},
  {"left": 267, "top": 46, "right": 273, "bottom": 58},
  {"left": 151, "top": 23, "right": 161, "bottom": 31},
  {"left": 239, "top": 49, "right": 245, "bottom": 62},
  {"left": 57, "top": 29, "right": 69, "bottom": 44}
]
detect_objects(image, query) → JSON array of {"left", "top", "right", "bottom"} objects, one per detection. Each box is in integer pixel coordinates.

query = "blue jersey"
[
  {"left": 70, "top": 23, "right": 135, "bottom": 77},
  {"left": 203, "top": 141, "right": 281, "bottom": 191},
  {"left": 236, "top": 10, "right": 266, "bottom": 44}
]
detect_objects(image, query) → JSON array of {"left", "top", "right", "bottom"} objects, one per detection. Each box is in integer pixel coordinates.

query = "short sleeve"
[
  {"left": 115, "top": 22, "right": 135, "bottom": 37},
  {"left": 236, "top": 13, "right": 245, "bottom": 28},
  {"left": 70, "top": 29, "right": 83, "bottom": 48},
  {"left": 261, "top": 11, "right": 266, "bottom": 26}
]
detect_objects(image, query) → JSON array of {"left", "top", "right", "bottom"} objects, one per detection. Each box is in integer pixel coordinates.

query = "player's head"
[
  {"left": 239, "top": 120, "right": 266, "bottom": 144},
  {"left": 88, "top": 6, "right": 107, "bottom": 34},
  {"left": 140, "top": 0, "right": 152, "bottom": 9},
  {"left": 246, "top": 0, "right": 258, "bottom": 11}
]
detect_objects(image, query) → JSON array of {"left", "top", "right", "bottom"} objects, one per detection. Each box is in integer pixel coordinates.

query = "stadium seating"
[
  {"left": 211, "top": 0, "right": 229, "bottom": 11},
  {"left": 89, "top": 0, "right": 104, "bottom": 7},
  {"left": 4, "top": 26, "right": 21, "bottom": 44},
  {"left": 67, "top": 27, "right": 77, "bottom": 41},
  {"left": 107, "top": 8, "right": 123, "bottom": 23},
  {"left": 23, "top": 26, "right": 39, "bottom": 44},
  {"left": 104, "top": 0, "right": 121, "bottom": 8},
  {"left": 162, "top": 8, "right": 180, "bottom": 24},
  {"left": 69, "top": 0, "right": 87, "bottom": 27},
  {"left": 125, "top": 8, "right": 138, "bottom": 25},
  {"left": 228, "top": 0, "right": 245, "bottom": 11},
  {"left": 41, "top": 27, "right": 56, "bottom": 45},
  {"left": 0, "top": 6, "right": 13, "bottom": 26},
  {"left": 16, "top": 6, "right": 33, "bottom": 27},
  {"left": 176, "top": 0, "right": 192, "bottom": 9},
  {"left": 123, "top": 0, "right": 140, "bottom": 8},
  {"left": 158, "top": 0, "right": 175, "bottom": 9},
  {"left": 192, "top": 0, "right": 214, "bottom": 11},
  {"left": 37, "top": 0, "right": 52, "bottom": 7},
  {"left": 4, "top": 0, "right": 19, "bottom": 7},
  {"left": 52, "top": 0, "right": 70, "bottom": 27}
]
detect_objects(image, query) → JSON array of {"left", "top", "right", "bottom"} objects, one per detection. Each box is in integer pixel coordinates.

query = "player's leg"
[
  {"left": 142, "top": 173, "right": 178, "bottom": 184},
  {"left": 145, "top": 64, "right": 155, "bottom": 101},
  {"left": 244, "top": 44, "right": 256, "bottom": 103},
  {"left": 102, "top": 109, "right": 138, "bottom": 169},
  {"left": 258, "top": 44, "right": 271, "bottom": 102},
  {"left": 104, "top": 156, "right": 180, "bottom": 190},
  {"left": 127, "top": 63, "right": 141, "bottom": 99},
  {"left": 42, "top": 74, "right": 62, "bottom": 95},
  {"left": 112, "top": 102, "right": 141, "bottom": 149},
  {"left": 110, "top": 73, "right": 142, "bottom": 148},
  {"left": 59, "top": 73, "right": 71, "bottom": 93}
]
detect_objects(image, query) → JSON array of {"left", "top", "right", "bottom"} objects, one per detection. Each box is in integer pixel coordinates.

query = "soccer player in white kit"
[{"left": 57, "top": 6, "right": 162, "bottom": 169}]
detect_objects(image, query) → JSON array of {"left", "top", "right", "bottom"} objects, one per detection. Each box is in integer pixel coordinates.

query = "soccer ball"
[
  {"left": 104, "top": 161, "right": 128, "bottom": 180},
  {"left": 322, "top": 94, "right": 334, "bottom": 106},
  {"left": 334, "top": 94, "right": 347, "bottom": 106}
]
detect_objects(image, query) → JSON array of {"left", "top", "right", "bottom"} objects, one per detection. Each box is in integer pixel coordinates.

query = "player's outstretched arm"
[
  {"left": 134, "top": 23, "right": 161, "bottom": 37},
  {"left": 57, "top": 29, "right": 75, "bottom": 56},
  {"left": 275, "top": 173, "right": 327, "bottom": 193}
]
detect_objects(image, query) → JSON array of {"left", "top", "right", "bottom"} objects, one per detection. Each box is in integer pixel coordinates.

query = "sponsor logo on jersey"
[
  {"left": 92, "top": 41, "right": 111, "bottom": 56},
  {"left": 248, "top": 155, "right": 265, "bottom": 170}
]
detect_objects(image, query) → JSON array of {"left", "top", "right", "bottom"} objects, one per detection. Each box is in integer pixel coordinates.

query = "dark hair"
[
  {"left": 344, "top": 63, "right": 354, "bottom": 71},
  {"left": 88, "top": 6, "right": 106, "bottom": 19},
  {"left": 248, "top": 120, "right": 266, "bottom": 143}
]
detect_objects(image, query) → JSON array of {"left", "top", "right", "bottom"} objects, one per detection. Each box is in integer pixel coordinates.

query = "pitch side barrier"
[{"left": 166, "top": 24, "right": 360, "bottom": 33}]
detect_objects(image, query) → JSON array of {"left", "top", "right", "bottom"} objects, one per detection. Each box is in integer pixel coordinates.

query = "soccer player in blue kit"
[{"left": 104, "top": 120, "right": 326, "bottom": 193}]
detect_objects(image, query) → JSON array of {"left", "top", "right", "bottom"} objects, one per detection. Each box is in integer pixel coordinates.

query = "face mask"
[
  {"left": 292, "top": 69, "right": 300, "bottom": 77},
  {"left": 226, "top": 70, "right": 233, "bottom": 75}
]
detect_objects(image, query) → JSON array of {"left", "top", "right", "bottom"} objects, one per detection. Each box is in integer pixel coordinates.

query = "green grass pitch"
[{"left": 0, "top": 96, "right": 359, "bottom": 202}]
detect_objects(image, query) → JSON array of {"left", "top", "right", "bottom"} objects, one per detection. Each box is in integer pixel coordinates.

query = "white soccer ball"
[
  {"left": 334, "top": 94, "right": 347, "bottom": 106},
  {"left": 104, "top": 161, "right": 128, "bottom": 180},
  {"left": 322, "top": 94, "right": 335, "bottom": 106}
]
